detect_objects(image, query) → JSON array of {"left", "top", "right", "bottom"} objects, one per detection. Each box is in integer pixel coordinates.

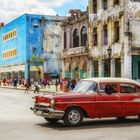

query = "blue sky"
[
  {"left": 55, "top": 0, "right": 88, "bottom": 16},
  {"left": 0, "top": 0, "right": 88, "bottom": 23}
]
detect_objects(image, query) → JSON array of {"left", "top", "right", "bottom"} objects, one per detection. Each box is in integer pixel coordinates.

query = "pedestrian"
[
  {"left": 43, "top": 78, "right": 47, "bottom": 89},
  {"left": 24, "top": 80, "right": 30, "bottom": 94},
  {"left": 34, "top": 80, "right": 40, "bottom": 94},
  {"left": 13, "top": 78, "right": 17, "bottom": 88},
  {"left": 66, "top": 80, "right": 71, "bottom": 92},
  {"left": 60, "top": 79, "right": 63, "bottom": 91},
  {"left": 55, "top": 79, "right": 59, "bottom": 92},
  {"left": 47, "top": 80, "right": 50, "bottom": 89},
  {"left": 137, "top": 77, "right": 140, "bottom": 83},
  {"left": 3, "top": 78, "right": 6, "bottom": 86},
  {"left": 71, "top": 79, "right": 76, "bottom": 90}
]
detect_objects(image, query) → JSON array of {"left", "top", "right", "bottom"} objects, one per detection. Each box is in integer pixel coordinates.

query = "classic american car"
[{"left": 31, "top": 78, "right": 140, "bottom": 126}]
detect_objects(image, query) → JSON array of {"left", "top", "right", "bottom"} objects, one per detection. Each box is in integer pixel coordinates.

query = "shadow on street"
[{"left": 36, "top": 117, "right": 140, "bottom": 131}]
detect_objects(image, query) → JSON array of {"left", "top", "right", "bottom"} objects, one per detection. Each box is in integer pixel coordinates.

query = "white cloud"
[{"left": 0, "top": 0, "right": 70, "bottom": 23}]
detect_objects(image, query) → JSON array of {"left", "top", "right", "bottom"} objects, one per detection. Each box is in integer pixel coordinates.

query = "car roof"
[{"left": 82, "top": 77, "right": 140, "bottom": 85}]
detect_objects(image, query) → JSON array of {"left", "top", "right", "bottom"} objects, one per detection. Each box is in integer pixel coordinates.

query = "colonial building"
[
  {"left": 88, "top": 0, "right": 140, "bottom": 79},
  {"left": 61, "top": 10, "right": 89, "bottom": 79}
]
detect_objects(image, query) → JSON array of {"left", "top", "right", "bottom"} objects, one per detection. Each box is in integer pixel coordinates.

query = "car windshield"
[{"left": 73, "top": 80, "right": 98, "bottom": 94}]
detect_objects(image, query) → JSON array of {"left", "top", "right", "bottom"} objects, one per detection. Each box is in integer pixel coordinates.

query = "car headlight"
[
  {"left": 50, "top": 98, "right": 55, "bottom": 107},
  {"left": 32, "top": 96, "right": 36, "bottom": 103}
]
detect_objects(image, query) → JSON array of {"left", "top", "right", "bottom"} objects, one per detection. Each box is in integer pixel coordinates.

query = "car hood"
[{"left": 38, "top": 92, "right": 95, "bottom": 103}]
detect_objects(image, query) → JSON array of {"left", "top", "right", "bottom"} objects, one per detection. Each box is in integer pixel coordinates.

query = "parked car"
[{"left": 31, "top": 78, "right": 140, "bottom": 126}]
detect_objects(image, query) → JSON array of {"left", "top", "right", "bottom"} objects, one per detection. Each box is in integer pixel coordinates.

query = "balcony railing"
[
  {"left": 90, "top": 43, "right": 123, "bottom": 58},
  {"left": 89, "top": 5, "right": 124, "bottom": 23},
  {"left": 63, "top": 46, "right": 88, "bottom": 57}
]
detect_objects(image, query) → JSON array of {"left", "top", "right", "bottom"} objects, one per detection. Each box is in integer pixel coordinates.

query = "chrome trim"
[
  {"left": 35, "top": 103, "right": 50, "bottom": 106},
  {"left": 56, "top": 100, "right": 140, "bottom": 104},
  {"left": 31, "top": 106, "right": 64, "bottom": 119}
]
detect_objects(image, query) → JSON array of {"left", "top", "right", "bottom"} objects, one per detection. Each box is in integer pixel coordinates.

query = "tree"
[{"left": 30, "top": 54, "right": 45, "bottom": 79}]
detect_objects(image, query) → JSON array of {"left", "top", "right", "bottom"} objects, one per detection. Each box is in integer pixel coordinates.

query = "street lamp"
[
  {"left": 107, "top": 47, "right": 112, "bottom": 77},
  {"left": 107, "top": 47, "right": 112, "bottom": 59},
  {"left": 27, "top": 59, "right": 31, "bottom": 86}
]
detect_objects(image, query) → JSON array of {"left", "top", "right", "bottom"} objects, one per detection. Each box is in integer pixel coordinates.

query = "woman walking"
[{"left": 24, "top": 80, "right": 30, "bottom": 94}]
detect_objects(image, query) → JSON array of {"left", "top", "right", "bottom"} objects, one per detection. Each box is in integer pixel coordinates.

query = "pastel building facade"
[
  {"left": 88, "top": 0, "right": 140, "bottom": 80},
  {"left": 0, "top": 14, "right": 65, "bottom": 80}
]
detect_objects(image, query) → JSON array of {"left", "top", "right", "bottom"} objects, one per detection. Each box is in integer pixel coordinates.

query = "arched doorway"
[
  {"left": 83, "top": 62, "right": 87, "bottom": 78},
  {"left": 65, "top": 62, "right": 71, "bottom": 78},
  {"left": 79, "top": 61, "right": 87, "bottom": 79}
]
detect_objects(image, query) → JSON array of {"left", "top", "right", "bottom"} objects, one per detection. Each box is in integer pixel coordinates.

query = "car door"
[
  {"left": 95, "top": 82, "right": 121, "bottom": 117},
  {"left": 120, "top": 83, "right": 140, "bottom": 116}
]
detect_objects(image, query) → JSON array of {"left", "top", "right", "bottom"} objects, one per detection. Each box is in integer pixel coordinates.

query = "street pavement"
[
  {"left": 1, "top": 88, "right": 140, "bottom": 140},
  {"left": 0, "top": 84, "right": 60, "bottom": 93}
]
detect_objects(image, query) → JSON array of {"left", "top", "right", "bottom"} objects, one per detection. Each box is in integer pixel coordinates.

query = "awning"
[{"left": 0, "top": 65, "right": 25, "bottom": 73}]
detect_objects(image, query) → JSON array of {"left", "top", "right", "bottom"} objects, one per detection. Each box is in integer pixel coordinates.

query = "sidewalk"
[{"left": 0, "top": 84, "right": 61, "bottom": 93}]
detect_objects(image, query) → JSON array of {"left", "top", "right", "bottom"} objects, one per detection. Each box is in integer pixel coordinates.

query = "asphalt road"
[{"left": 0, "top": 88, "right": 140, "bottom": 140}]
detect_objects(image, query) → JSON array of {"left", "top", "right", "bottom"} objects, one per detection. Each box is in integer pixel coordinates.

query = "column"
[
  {"left": 79, "top": 69, "right": 84, "bottom": 79},
  {"left": 98, "top": 59, "right": 104, "bottom": 77},
  {"left": 88, "top": 26, "right": 93, "bottom": 50},
  {"left": 89, "top": 0, "right": 93, "bottom": 14},
  {"left": 98, "top": 24, "right": 103, "bottom": 48},
  {"left": 124, "top": 36, "right": 132, "bottom": 79},
  {"left": 98, "top": 0, "right": 102, "bottom": 11},
  {"left": 111, "top": 58, "right": 115, "bottom": 77},
  {"left": 67, "top": 29, "right": 70, "bottom": 49},
  {"left": 72, "top": 70, "right": 75, "bottom": 79},
  {"left": 62, "top": 60, "right": 65, "bottom": 79},
  {"left": 121, "top": 57, "right": 124, "bottom": 78},
  {"left": 88, "top": 60, "right": 94, "bottom": 78}
]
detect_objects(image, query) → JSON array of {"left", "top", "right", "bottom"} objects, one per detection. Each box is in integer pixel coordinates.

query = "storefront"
[{"left": 132, "top": 55, "right": 140, "bottom": 80}]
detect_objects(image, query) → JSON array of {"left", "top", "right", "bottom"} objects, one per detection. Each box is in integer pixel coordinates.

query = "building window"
[
  {"left": 114, "top": 21, "right": 120, "bottom": 43},
  {"left": 93, "top": 27, "right": 98, "bottom": 46},
  {"left": 103, "top": 0, "right": 108, "bottom": 10},
  {"left": 64, "top": 32, "right": 67, "bottom": 49},
  {"left": 94, "top": 61, "right": 98, "bottom": 77},
  {"left": 73, "top": 28, "right": 79, "bottom": 48},
  {"left": 2, "top": 29, "right": 17, "bottom": 42},
  {"left": 114, "top": 0, "right": 119, "bottom": 6},
  {"left": 81, "top": 26, "right": 87, "bottom": 46},
  {"left": 93, "top": 0, "right": 97, "bottom": 14},
  {"left": 2, "top": 49, "right": 17, "bottom": 59},
  {"left": 103, "top": 24, "right": 108, "bottom": 45},
  {"left": 115, "top": 58, "right": 121, "bottom": 77}
]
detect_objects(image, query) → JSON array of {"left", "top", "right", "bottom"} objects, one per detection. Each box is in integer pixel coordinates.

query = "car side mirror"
[
  {"left": 98, "top": 90, "right": 104, "bottom": 96},
  {"left": 100, "top": 90, "right": 104, "bottom": 93}
]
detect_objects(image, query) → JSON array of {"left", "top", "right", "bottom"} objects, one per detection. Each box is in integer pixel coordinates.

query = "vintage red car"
[{"left": 31, "top": 78, "right": 140, "bottom": 126}]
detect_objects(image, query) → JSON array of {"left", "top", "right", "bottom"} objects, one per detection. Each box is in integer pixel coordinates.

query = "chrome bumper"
[{"left": 30, "top": 105, "right": 64, "bottom": 119}]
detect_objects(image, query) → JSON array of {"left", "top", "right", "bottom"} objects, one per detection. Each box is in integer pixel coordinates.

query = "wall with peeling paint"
[{"left": 43, "top": 21, "right": 62, "bottom": 77}]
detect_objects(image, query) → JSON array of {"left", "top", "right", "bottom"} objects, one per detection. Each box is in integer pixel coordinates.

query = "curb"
[{"left": 0, "top": 86, "right": 56, "bottom": 93}]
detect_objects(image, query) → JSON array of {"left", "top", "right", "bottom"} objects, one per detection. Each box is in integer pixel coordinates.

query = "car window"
[
  {"left": 120, "top": 83, "right": 140, "bottom": 93},
  {"left": 100, "top": 83, "right": 117, "bottom": 95},
  {"left": 73, "top": 80, "right": 98, "bottom": 94}
]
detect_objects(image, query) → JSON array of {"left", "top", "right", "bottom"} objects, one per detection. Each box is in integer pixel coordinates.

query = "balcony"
[
  {"left": 89, "top": 5, "right": 124, "bottom": 23},
  {"left": 109, "top": 5, "right": 124, "bottom": 17},
  {"left": 112, "top": 43, "right": 123, "bottom": 57},
  {"left": 90, "top": 43, "right": 123, "bottom": 59},
  {"left": 89, "top": 14, "right": 98, "bottom": 23},
  {"left": 63, "top": 46, "right": 88, "bottom": 58}
]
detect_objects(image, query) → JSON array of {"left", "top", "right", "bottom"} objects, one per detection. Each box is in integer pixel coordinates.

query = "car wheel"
[
  {"left": 63, "top": 107, "right": 83, "bottom": 127},
  {"left": 44, "top": 118, "right": 59, "bottom": 124},
  {"left": 117, "top": 117, "right": 126, "bottom": 121},
  {"left": 138, "top": 115, "right": 140, "bottom": 120}
]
